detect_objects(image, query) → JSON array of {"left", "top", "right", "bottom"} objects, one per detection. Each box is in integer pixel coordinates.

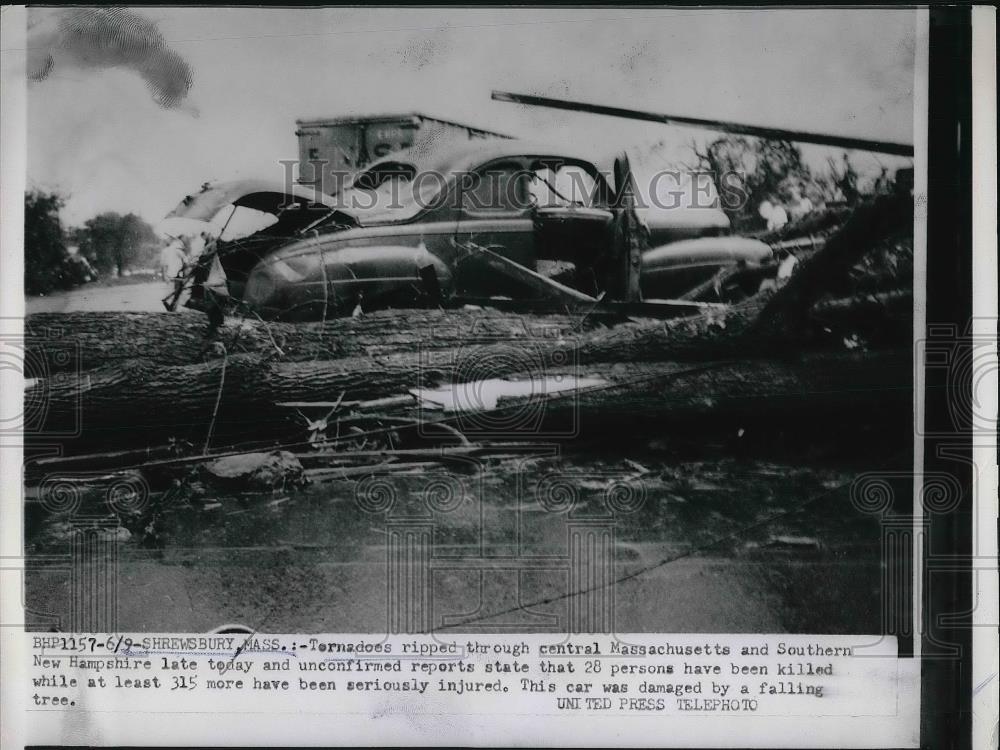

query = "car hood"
[{"left": 165, "top": 179, "right": 342, "bottom": 223}]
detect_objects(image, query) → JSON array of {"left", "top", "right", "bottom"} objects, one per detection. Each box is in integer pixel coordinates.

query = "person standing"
[
  {"left": 787, "top": 183, "right": 814, "bottom": 222},
  {"left": 187, "top": 230, "right": 207, "bottom": 261},
  {"left": 759, "top": 196, "right": 788, "bottom": 231},
  {"left": 159, "top": 236, "right": 187, "bottom": 288},
  {"left": 837, "top": 153, "right": 859, "bottom": 205}
]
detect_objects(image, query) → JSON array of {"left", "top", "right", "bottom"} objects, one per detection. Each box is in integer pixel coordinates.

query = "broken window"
[
  {"left": 529, "top": 162, "right": 601, "bottom": 208},
  {"left": 461, "top": 161, "right": 530, "bottom": 212}
]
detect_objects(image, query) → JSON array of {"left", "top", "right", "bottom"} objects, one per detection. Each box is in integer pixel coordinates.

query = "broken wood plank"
[
  {"left": 468, "top": 244, "right": 599, "bottom": 304},
  {"left": 305, "top": 461, "right": 444, "bottom": 481},
  {"left": 293, "top": 444, "right": 499, "bottom": 467},
  {"left": 276, "top": 395, "right": 416, "bottom": 411}
]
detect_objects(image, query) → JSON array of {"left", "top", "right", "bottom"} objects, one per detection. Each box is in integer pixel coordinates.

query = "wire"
[
  {"left": 432, "top": 476, "right": 853, "bottom": 632},
  {"left": 202, "top": 344, "right": 228, "bottom": 455}
]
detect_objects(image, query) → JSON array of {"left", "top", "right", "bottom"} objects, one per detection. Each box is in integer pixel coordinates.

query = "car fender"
[
  {"left": 245, "top": 242, "right": 453, "bottom": 319},
  {"left": 641, "top": 236, "right": 773, "bottom": 276}
]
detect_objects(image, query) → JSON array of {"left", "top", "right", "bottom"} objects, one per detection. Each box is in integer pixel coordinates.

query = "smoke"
[{"left": 27, "top": 7, "right": 193, "bottom": 109}]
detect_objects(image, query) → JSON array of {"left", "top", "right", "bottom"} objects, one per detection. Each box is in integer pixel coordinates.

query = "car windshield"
[
  {"left": 307, "top": 161, "right": 446, "bottom": 228},
  {"left": 338, "top": 174, "right": 444, "bottom": 223}
]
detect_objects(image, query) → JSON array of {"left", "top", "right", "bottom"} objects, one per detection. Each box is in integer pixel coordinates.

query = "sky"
[{"left": 22, "top": 7, "right": 918, "bottom": 227}]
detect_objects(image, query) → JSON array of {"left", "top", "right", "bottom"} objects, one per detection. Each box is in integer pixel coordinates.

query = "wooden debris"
[
  {"left": 466, "top": 243, "right": 599, "bottom": 304},
  {"left": 201, "top": 451, "right": 306, "bottom": 491},
  {"left": 292, "top": 444, "right": 514, "bottom": 467},
  {"left": 764, "top": 535, "right": 823, "bottom": 550},
  {"left": 277, "top": 395, "right": 415, "bottom": 412},
  {"left": 305, "top": 461, "right": 444, "bottom": 482}
]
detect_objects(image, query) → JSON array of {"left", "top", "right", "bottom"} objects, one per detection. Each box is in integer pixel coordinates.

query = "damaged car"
[{"left": 164, "top": 141, "right": 773, "bottom": 320}]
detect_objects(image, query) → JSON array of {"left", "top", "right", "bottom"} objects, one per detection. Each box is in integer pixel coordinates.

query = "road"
[
  {"left": 25, "top": 449, "right": 892, "bottom": 635},
  {"left": 26, "top": 280, "right": 194, "bottom": 315}
]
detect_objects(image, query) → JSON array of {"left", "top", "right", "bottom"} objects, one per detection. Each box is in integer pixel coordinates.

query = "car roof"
[
  {"left": 165, "top": 178, "right": 338, "bottom": 222},
  {"left": 357, "top": 139, "right": 608, "bottom": 180}
]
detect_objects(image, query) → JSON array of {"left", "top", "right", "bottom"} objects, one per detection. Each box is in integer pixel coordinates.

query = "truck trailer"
[{"left": 295, "top": 112, "right": 510, "bottom": 194}]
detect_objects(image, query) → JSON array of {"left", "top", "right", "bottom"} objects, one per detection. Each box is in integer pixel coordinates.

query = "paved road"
[
  {"left": 25, "top": 453, "right": 886, "bottom": 634},
  {"left": 26, "top": 280, "right": 195, "bottom": 315}
]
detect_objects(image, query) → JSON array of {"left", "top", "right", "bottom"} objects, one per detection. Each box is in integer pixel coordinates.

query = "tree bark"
[
  {"left": 34, "top": 334, "right": 603, "bottom": 449},
  {"left": 32, "top": 346, "right": 911, "bottom": 453},
  {"left": 33, "top": 301, "right": 791, "bottom": 451},
  {"left": 810, "top": 289, "right": 912, "bottom": 323},
  {"left": 753, "top": 194, "right": 912, "bottom": 338},
  {"left": 26, "top": 307, "right": 594, "bottom": 374},
  {"left": 499, "top": 348, "right": 912, "bottom": 429}
]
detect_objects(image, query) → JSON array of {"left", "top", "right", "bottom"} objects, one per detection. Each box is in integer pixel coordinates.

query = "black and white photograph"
[{"left": 1, "top": 5, "right": 994, "bottom": 749}]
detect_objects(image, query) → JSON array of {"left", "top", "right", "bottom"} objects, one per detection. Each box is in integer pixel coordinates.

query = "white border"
[
  {"left": 0, "top": 6, "right": 28, "bottom": 750},
  {"left": 911, "top": 6, "right": 929, "bottom": 656},
  {"left": 971, "top": 7, "right": 999, "bottom": 750}
]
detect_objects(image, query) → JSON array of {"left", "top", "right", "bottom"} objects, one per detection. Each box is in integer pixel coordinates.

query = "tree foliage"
[
  {"left": 73, "top": 212, "right": 159, "bottom": 275},
  {"left": 693, "top": 136, "right": 810, "bottom": 231},
  {"left": 25, "top": 192, "right": 161, "bottom": 296},
  {"left": 24, "top": 189, "right": 73, "bottom": 295}
]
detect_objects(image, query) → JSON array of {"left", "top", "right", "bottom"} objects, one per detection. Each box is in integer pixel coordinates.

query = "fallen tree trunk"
[
  {"left": 32, "top": 333, "right": 912, "bottom": 453},
  {"left": 34, "top": 353, "right": 419, "bottom": 449},
  {"left": 33, "top": 310, "right": 780, "bottom": 451},
  {"left": 25, "top": 307, "right": 597, "bottom": 374},
  {"left": 810, "top": 289, "right": 912, "bottom": 323},
  {"left": 26, "top": 295, "right": 760, "bottom": 381},
  {"left": 491, "top": 348, "right": 912, "bottom": 431},
  {"left": 33, "top": 335, "right": 605, "bottom": 449},
  {"left": 753, "top": 195, "right": 912, "bottom": 337}
]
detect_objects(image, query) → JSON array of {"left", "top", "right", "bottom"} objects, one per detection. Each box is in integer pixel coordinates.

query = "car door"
[
  {"left": 604, "top": 151, "right": 645, "bottom": 302},
  {"left": 529, "top": 158, "right": 615, "bottom": 295},
  {"left": 453, "top": 158, "right": 536, "bottom": 297}
]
